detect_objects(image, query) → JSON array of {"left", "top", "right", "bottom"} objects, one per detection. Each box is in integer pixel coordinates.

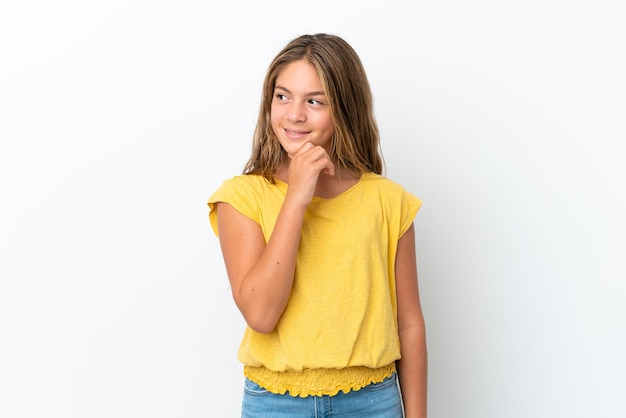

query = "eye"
[
  {"left": 308, "top": 98, "right": 324, "bottom": 106},
  {"left": 274, "top": 93, "right": 288, "bottom": 101}
]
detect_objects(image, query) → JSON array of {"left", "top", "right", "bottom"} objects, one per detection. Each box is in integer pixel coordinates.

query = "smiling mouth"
[{"left": 284, "top": 128, "right": 310, "bottom": 138}]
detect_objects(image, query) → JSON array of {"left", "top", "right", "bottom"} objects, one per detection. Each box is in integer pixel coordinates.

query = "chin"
[{"left": 279, "top": 142, "right": 305, "bottom": 156}]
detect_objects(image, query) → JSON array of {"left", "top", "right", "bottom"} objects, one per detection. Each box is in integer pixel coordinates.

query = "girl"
[{"left": 208, "top": 33, "right": 427, "bottom": 418}]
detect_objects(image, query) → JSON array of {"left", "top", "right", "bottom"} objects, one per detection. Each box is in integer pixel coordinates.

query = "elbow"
[
  {"left": 232, "top": 288, "right": 283, "bottom": 334},
  {"left": 238, "top": 303, "right": 280, "bottom": 334},
  {"left": 244, "top": 313, "right": 278, "bottom": 334}
]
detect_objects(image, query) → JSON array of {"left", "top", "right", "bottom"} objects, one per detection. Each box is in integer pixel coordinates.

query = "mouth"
[{"left": 283, "top": 128, "right": 311, "bottom": 139}]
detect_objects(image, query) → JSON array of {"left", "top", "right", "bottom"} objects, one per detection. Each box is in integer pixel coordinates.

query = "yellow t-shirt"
[{"left": 208, "top": 172, "right": 421, "bottom": 396}]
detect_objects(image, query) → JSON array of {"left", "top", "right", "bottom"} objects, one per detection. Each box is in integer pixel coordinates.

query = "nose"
[{"left": 287, "top": 102, "right": 306, "bottom": 123}]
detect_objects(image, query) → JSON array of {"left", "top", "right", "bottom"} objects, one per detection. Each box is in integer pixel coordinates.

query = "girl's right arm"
[
  {"left": 216, "top": 142, "right": 333, "bottom": 334},
  {"left": 216, "top": 200, "right": 303, "bottom": 333}
]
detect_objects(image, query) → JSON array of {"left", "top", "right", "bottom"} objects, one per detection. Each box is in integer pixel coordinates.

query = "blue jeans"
[{"left": 241, "top": 373, "right": 404, "bottom": 418}]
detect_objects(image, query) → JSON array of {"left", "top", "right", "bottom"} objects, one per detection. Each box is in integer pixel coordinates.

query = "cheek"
[
  {"left": 269, "top": 114, "right": 282, "bottom": 139},
  {"left": 321, "top": 117, "right": 334, "bottom": 135},
  {"left": 270, "top": 107, "right": 282, "bottom": 127}
]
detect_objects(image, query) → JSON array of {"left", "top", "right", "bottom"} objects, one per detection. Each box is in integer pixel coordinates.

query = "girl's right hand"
[{"left": 285, "top": 142, "right": 335, "bottom": 208}]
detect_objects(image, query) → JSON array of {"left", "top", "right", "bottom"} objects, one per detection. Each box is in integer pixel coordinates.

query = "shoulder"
[
  {"left": 208, "top": 174, "right": 276, "bottom": 232},
  {"left": 361, "top": 172, "right": 414, "bottom": 196},
  {"left": 212, "top": 174, "right": 276, "bottom": 197},
  {"left": 209, "top": 174, "right": 287, "bottom": 210},
  {"left": 221, "top": 174, "right": 270, "bottom": 188},
  {"left": 360, "top": 172, "right": 422, "bottom": 215}
]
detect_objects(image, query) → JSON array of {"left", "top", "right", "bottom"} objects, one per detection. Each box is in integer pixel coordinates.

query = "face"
[{"left": 271, "top": 59, "right": 334, "bottom": 157}]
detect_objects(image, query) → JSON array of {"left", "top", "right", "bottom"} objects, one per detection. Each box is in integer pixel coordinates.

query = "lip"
[{"left": 283, "top": 128, "right": 311, "bottom": 140}]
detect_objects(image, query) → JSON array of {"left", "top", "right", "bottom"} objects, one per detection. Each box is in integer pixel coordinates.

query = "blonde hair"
[{"left": 243, "top": 33, "right": 383, "bottom": 182}]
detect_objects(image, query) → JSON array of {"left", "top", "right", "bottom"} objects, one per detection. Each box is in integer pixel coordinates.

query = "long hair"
[{"left": 243, "top": 33, "right": 384, "bottom": 182}]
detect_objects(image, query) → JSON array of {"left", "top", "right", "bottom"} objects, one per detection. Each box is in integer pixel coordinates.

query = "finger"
[
  {"left": 322, "top": 159, "right": 335, "bottom": 176},
  {"left": 308, "top": 147, "right": 334, "bottom": 174},
  {"left": 289, "top": 142, "right": 314, "bottom": 158},
  {"left": 309, "top": 151, "right": 335, "bottom": 176}
]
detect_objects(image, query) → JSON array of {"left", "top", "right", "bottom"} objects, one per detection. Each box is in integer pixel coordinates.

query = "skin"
[
  {"left": 395, "top": 223, "right": 428, "bottom": 418},
  {"left": 215, "top": 59, "right": 427, "bottom": 418}
]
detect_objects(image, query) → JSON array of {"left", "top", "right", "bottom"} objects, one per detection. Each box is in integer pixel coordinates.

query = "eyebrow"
[{"left": 274, "top": 85, "right": 326, "bottom": 97}]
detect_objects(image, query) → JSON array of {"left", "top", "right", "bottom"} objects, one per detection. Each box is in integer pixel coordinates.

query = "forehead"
[{"left": 275, "top": 60, "right": 324, "bottom": 92}]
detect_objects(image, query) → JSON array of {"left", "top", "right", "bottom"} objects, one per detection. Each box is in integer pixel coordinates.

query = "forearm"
[
  {"left": 397, "top": 325, "right": 428, "bottom": 418},
  {"left": 235, "top": 195, "right": 306, "bottom": 333}
]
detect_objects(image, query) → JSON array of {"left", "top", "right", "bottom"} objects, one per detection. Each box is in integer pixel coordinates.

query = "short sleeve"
[
  {"left": 399, "top": 189, "right": 422, "bottom": 237},
  {"left": 207, "top": 176, "right": 261, "bottom": 237}
]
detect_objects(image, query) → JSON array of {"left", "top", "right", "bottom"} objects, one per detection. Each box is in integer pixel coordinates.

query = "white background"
[{"left": 1, "top": 1, "right": 624, "bottom": 417}]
